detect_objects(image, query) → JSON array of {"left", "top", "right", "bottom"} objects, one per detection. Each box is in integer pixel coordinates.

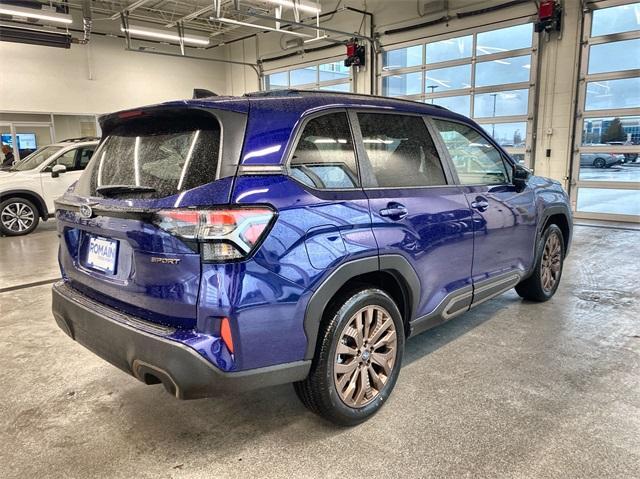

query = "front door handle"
[
  {"left": 380, "top": 202, "right": 408, "bottom": 220},
  {"left": 471, "top": 196, "right": 489, "bottom": 212}
]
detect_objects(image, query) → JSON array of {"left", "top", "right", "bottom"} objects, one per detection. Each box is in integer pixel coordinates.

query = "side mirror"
[
  {"left": 513, "top": 163, "right": 531, "bottom": 188},
  {"left": 51, "top": 164, "right": 67, "bottom": 178}
]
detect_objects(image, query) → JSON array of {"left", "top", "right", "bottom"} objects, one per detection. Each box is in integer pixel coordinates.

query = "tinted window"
[
  {"left": 289, "top": 112, "right": 359, "bottom": 189},
  {"left": 434, "top": 119, "right": 510, "bottom": 185},
  {"left": 53, "top": 149, "right": 77, "bottom": 170},
  {"left": 78, "top": 147, "right": 95, "bottom": 169},
  {"left": 358, "top": 113, "right": 446, "bottom": 188},
  {"left": 76, "top": 114, "right": 221, "bottom": 198}
]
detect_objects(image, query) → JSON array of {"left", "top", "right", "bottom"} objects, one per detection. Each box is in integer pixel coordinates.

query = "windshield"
[
  {"left": 76, "top": 114, "right": 221, "bottom": 199},
  {"left": 12, "top": 146, "right": 63, "bottom": 171}
]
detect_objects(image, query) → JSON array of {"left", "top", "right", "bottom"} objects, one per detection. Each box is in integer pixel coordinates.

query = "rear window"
[{"left": 76, "top": 113, "right": 221, "bottom": 198}]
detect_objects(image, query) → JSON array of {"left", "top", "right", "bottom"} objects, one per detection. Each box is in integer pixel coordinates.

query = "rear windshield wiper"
[{"left": 96, "top": 185, "right": 156, "bottom": 196}]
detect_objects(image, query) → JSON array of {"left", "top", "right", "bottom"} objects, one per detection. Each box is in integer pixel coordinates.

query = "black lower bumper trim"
[{"left": 52, "top": 281, "right": 311, "bottom": 399}]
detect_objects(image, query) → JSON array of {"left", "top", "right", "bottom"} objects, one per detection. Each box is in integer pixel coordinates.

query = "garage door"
[{"left": 572, "top": 1, "right": 640, "bottom": 221}]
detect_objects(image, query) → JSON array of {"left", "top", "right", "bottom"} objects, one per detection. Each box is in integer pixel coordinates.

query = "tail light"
[{"left": 154, "top": 207, "right": 275, "bottom": 261}]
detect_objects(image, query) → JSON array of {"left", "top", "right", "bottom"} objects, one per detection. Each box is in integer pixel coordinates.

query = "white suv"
[{"left": 0, "top": 138, "right": 98, "bottom": 236}]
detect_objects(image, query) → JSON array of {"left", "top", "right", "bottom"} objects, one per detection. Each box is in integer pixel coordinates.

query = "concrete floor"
[{"left": 1, "top": 223, "right": 639, "bottom": 478}]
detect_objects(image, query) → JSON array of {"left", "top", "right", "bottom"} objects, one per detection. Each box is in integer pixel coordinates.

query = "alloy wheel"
[
  {"left": 541, "top": 232, "right": 562, "bottom": 292},
  {"left": 1, "top": 202, "right": 35, "bottom": 233},
  {"left": 334, "top": 305, "right": 397, "bottom": 408}
]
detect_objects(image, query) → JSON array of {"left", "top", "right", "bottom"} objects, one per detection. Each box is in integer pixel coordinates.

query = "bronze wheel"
[
  {"left": 333, "top": 305, "right": 398, "bottom": 408},
  {"left": 541, "top": 231, "right": 562, "bottom": 293}
]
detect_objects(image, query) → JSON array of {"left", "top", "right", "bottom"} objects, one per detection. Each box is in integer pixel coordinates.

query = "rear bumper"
[{"left": 52, "top": 281, "right": 310, "bottom": 399}]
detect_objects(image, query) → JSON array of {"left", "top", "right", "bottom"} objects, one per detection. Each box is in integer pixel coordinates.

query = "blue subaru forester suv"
[{"left": 52, "top": 90, "right": 572, "bottom": 425}]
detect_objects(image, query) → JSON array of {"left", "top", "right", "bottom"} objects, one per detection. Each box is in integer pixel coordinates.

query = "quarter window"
[
  {"left": 289, "top": 112, "right": 359, "bottom": 189},
  {"left": 434, "top": 119, "right": 510, "bottom": 185},
  {"left": 358, "top": 113, "right": 446, "bottom": 188}
]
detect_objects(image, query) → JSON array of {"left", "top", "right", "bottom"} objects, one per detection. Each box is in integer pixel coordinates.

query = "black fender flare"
[
  {"left": 302, "top": 254, "right": 420, "bottom": 360},
  {"left": 537, "top": 204, "right": 572, "bottom": 252},
  {"left": 522, "top": 203, "right": 572, "bottom": 280},
  {"left": 0, "top": 189, "right": 49, "bottom": 220}
]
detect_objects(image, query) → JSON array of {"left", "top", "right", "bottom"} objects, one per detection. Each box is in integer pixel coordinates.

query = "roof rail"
[
  {"left": 243, "top": 89, "right": 450, "bottom": 111},
  {"left": 60, "top": 136, "right": 100, "bottom": 143}
]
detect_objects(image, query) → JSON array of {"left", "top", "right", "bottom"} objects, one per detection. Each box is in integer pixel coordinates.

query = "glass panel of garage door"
[
  {"left": 476, "top": 23, "right": 532, "bottom": 56},
  {"left": 429, "top": 95, "right": 471, "bottom": 116},
  {"left": 591, "top": 2, "right": 640, "bottom": 36},
  {"left": 579, "top": 116, "right": 640, "bottom": 182},
  {"left": 382, "top": 71, "right": 422, "bottom": 97}
]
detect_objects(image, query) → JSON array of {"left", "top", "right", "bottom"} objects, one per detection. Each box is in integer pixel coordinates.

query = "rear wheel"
[
  {"left": 0, "top": 198, "right": 39, "bottom": 236},
  {"left": 515, "top": 224, "right": 564, "bottom": 302},
  {"left": 593, "top": 157, "right": 606, "bottom": 168},
  {"left": 294, "top": 288, "right": 404, "bottom": 426}
]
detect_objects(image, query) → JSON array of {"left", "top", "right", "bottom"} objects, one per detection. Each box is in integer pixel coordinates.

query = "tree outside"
[{"left": 602, "top": 117, "right": 626, "bottom": 143}]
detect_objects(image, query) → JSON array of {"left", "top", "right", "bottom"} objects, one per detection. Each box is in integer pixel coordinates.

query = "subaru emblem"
[{"left": 79, "top": 204, "right": 93, "bottom": 219}]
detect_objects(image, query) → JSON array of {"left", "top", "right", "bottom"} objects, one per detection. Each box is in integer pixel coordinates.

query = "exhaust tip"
[{"left": 132, "top": 359, "right": 180, "bottom": 398}]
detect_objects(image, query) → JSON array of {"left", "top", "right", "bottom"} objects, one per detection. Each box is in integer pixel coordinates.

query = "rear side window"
[
  {"left": 357, "top": 113, "right": 446, "bottom": 188},
  {"left": 78, "top": 146, "right": 95, "bottom": 170},
  {"left": 433, "top": 119, "right": 510, "bottom": 185},
  {"left": 76, "top": 114, "right": 221, "bottom": 198},
  {"left": 289, "top": 112, "right": 359, "bottom": 189}
]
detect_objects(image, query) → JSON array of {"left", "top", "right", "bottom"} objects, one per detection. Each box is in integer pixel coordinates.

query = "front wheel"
[
  {"left": 294, "top": 288, "right": 404, "bottom": 426},
  {"left": 0, "top": 198, "right": 40, "bottom": 236},
  {"left": 515, "top": 224, "right": 565, "bottom": 302}
]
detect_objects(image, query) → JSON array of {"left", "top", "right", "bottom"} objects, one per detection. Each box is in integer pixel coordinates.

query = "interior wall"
[{"left": 0, "top": 35, "right": 230, "bottom": 115}]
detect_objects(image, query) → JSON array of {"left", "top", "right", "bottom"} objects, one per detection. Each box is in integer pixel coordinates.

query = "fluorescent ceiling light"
[
  {"left": 264, "top": 0, "right": 320, "bottom": 14},
  {"left": 121, "top": 24, "right": 210, "bottom": 46},
  {"left": 0, "top": 4, "right": 72, "bottom": 24},
  {"left": 211, "top": 17, "right": 312, "bottom": 38}
]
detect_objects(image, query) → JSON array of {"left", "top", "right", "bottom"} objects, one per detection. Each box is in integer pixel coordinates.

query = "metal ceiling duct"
[{"left": 0, "top": 24, "right": 72, "bottom": 48}]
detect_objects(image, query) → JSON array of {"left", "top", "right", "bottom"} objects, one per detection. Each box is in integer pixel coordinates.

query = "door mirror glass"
[
  {"left": 513, "top": 163, "right": 531, "bottom": 187},
  {"left": 51, "top": 164, "right": 67, "bottom": 178}
]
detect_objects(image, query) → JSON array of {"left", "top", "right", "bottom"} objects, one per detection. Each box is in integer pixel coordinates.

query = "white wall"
[{"left": 0, "top": 35, "right": 230, "bottom": 114}]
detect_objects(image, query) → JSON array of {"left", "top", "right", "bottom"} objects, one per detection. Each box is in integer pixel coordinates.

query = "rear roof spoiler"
[{"left": 193, "top": 89, "right": 218, "bottom": 99}]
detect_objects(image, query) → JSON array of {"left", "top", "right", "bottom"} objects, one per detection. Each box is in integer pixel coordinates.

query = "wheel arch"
[
  {"left": 302, "top": 255, "right": 420, "bottom": 360},
  {"left": 0, "top": 189, "right": 49, "bottom": 220},
  {"left": 539, "top": 206, "right": 572, "bottom": 254}
]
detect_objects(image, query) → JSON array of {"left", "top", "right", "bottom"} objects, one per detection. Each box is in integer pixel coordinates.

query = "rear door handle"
[
  {"left": 470, "top": 196, "right": 489, "bottom": 212},
  {"left": 380, "top": 203, "right": 408, "bottom": 220}
]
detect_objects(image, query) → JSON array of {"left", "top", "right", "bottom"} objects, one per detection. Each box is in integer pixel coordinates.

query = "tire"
[
  {"left": 0, "top": 197, "right": 40, "bottom": 236},
  {"left": 294, "top": 287, "right": 405, "bottom": 426},
  {"left": 515, "top": 224, "right": 565, "bottom": 302},
  {"left": 593, "top": 157, "right": 607, "bottom": 169}
]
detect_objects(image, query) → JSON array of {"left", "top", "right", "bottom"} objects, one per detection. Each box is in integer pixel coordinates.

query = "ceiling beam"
[{"left": 109, "top": 0, "right": 154, "bottom": 20}]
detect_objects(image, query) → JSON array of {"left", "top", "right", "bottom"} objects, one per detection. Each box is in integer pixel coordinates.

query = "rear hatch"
[{"left": 56, "top": 104, "right": 249, "bottom": 329}]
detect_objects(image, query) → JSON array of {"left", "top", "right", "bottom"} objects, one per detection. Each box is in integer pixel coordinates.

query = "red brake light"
[
  {"left": 118, "top": 110, "right": 145, "bottom": 119},
  {"left": 154, "top": 207, "right": 275, "bottom": 261}
]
